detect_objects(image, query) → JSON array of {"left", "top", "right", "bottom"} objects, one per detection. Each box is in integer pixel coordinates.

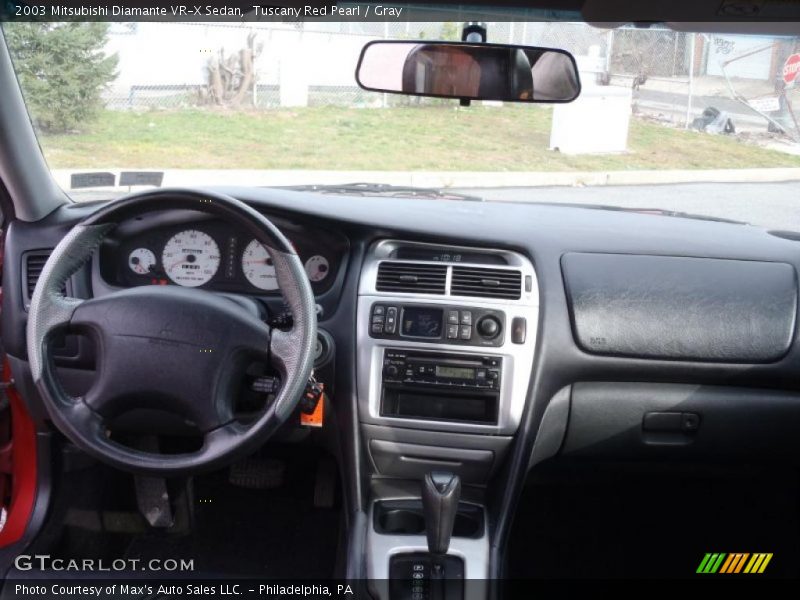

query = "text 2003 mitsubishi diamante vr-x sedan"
[{"left": 1, "top": 2, "right": 800, "bottom": 597}]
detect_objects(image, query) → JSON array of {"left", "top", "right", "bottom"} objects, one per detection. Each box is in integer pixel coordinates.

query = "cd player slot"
[{"left": 407, "top": 356, "right": 483, "bottom": 366}]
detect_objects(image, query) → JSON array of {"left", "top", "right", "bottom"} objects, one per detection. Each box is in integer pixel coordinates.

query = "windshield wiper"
[{"left": 281, "top": 182, "right": 483, "bottom": 202}]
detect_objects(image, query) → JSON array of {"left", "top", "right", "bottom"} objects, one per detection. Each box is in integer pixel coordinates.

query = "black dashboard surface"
[
  {"left": 6, "top": 185, "right": 800, "bottom": 393},
  {"left": 4, "top": 186, "right": 800, "bottom": 373}
]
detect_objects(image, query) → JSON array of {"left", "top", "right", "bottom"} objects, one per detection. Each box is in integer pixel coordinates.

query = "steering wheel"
[{"left": 26, "top": 189, "right": 317, "bottom": 475}]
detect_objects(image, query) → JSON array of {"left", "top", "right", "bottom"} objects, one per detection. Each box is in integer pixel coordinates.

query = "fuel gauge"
[
  {"left": 304, "top": 255, "right": 330, "bottom": 282},
  {"left": 128, "top": 248, "right": 156, "bottom": 275}
]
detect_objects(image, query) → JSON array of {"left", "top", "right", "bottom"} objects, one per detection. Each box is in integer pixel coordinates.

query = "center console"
[
  {"left": 357, "top": 240, "right": 538, "bottom": 596},
  {"left": 358, "top": 240, "right": 537, "bottom": 436}
]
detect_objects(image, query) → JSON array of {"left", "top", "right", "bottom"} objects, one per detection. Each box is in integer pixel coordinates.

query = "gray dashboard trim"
[
  {"left": 528, "top": 385, "right": 571, "bottom": 469},
  {"left": 362, "top": 423, "right": 512, "bottom": 483},
  {"left": 562, "top": 382, "right": 800, "bottom": 459}
]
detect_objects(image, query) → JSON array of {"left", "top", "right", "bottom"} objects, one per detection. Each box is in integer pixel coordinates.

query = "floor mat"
[
  {"left": 507, "top": 462, "right": 800, "bottom": 579},
  {"left": 123, "top": 468, "right": 340, "bottom": 578},
  {"left": 46, "top": 447, "right": 341, "bottom": 579}
]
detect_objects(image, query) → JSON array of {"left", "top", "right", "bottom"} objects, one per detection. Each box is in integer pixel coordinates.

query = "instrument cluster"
[{"left": 100, "top": 216, "right": 347, "bottom": 296}]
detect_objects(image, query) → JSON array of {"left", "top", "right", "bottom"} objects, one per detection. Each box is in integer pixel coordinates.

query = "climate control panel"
[{"left": 369, "top": 302, "right": 505, "bottom": 347}]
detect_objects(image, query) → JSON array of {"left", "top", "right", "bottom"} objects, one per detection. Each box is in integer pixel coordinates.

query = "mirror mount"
[
  {"left": 461, "top": 22, "right": 488, "bottom": 44},
  {"left": 459, "top": 23, "right": 487, "bottom": 106}
]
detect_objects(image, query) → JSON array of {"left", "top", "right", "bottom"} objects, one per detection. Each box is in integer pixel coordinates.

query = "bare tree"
[{"left": 202, "top": 32, "right": 262, "bottom": 107}]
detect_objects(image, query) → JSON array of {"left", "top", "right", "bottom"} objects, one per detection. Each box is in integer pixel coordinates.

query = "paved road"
[{"left": 455, "top": 181, "right": 800, "bottom": 231}]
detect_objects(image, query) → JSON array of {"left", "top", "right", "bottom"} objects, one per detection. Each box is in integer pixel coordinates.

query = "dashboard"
[
  {"left": 5, "top": 186, "right": 800, "bottom": 584},
  {"left": 96, "top": 211, "right": 349, "bottom": 296}
]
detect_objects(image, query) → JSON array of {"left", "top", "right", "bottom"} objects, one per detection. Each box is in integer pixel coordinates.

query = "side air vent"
[
  {"left": 451, "top": 266, "right": 522, "bottom": 300},
  {"left": 23, "top": 250, "right": 64, "bottom": 308},
  {"left": 376, "top": 262, "right": 447, "bottom": 294}
]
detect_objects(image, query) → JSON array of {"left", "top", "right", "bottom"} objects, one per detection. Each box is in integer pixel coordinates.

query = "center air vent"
[
  {"left": 451, "top": 266, "right": 522, "bottom": 300},
  {"left": 376, "top": 262, "right": 447, "bottom": 294}
]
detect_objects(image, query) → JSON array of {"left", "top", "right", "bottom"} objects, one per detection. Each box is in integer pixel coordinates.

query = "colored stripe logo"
[{"left": 696, "top": 553, "right": 773, "bottom": 574}]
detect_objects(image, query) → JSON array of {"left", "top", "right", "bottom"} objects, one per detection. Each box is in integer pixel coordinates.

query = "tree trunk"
[{"left": 203, "top": 32, "right": 260, "bottom": 108}]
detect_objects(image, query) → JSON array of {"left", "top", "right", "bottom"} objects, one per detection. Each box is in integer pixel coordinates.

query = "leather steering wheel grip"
[
  {"left": 25, "top": 188, "right": 318, "bottom": 475},
  {"left": 269, "top": 248, "right": 318, "bottom": 421},
  {"left": 27, "top": 223, "right": 114, "bottom": 382}
]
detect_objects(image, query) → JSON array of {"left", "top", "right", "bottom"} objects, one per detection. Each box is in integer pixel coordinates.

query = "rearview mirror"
[{"left": 356, "top": 41, "right": 581, "bottom": 103}]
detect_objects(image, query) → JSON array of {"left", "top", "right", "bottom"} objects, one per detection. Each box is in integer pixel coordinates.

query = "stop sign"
[{"left": 784, "top": 53, "right": 800, "bottom": 85}]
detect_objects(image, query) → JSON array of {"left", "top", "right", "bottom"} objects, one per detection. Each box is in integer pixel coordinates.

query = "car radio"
[
  {"left": 382, "top": 350, "right": 501, "bottom": 390},
  {"left": 381, "top": 350, "right": 502, "bottom": 424}
]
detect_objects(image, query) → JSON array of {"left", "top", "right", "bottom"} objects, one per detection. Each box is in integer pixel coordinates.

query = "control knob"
[{"left": 476, "top": 316, "right": 501, "bottom": 339}]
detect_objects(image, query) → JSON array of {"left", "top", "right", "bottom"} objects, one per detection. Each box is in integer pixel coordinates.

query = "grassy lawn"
[{"left": 39, "top": 106, "right": 800, "bottom": 171}]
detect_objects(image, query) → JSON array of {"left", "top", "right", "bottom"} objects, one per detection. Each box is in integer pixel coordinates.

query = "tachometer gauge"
[
  {"left": 304, "top": 255, "right": 330, "bottom": 283},
  {"left": 242, "top": 239, "right": 278, "bottom": 291},
  {"left": 161, "top": 230, "right": 220, "bottom": 287},
  {"left": 128, "top": 248, "right": 156, "bottom": 275}
]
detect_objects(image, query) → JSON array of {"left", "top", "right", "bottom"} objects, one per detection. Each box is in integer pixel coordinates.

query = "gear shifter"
[
  {"left": 421, "top": 471, "right": 461, "bottom": 557},
  {"left": 388, "top": 472, "right": 465, "bottom": 599}
]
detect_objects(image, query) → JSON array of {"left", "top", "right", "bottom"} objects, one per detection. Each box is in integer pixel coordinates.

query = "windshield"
[{"left": 3, "top": 19, "right": 800, "bottom": 228}]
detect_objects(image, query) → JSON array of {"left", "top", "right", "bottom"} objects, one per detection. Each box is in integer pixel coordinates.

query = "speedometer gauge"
[
  {"left": 241, "top": 239, "right": 278, "bottom": 291},
  {"left": 128, "top": 248, "right": 156, "bottom": 275},
  {"left": 161, "top": 230, "right": 220, "bottom": 287}
]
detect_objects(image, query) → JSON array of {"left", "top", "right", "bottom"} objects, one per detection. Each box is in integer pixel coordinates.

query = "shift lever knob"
[{"left": 421, "top": 471, "right": 461, "bottom": 556}]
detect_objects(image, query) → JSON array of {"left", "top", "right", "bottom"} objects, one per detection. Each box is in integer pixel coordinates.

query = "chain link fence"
[{"left": 102, "top": 21, "right": 800, "bottom": 140}]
